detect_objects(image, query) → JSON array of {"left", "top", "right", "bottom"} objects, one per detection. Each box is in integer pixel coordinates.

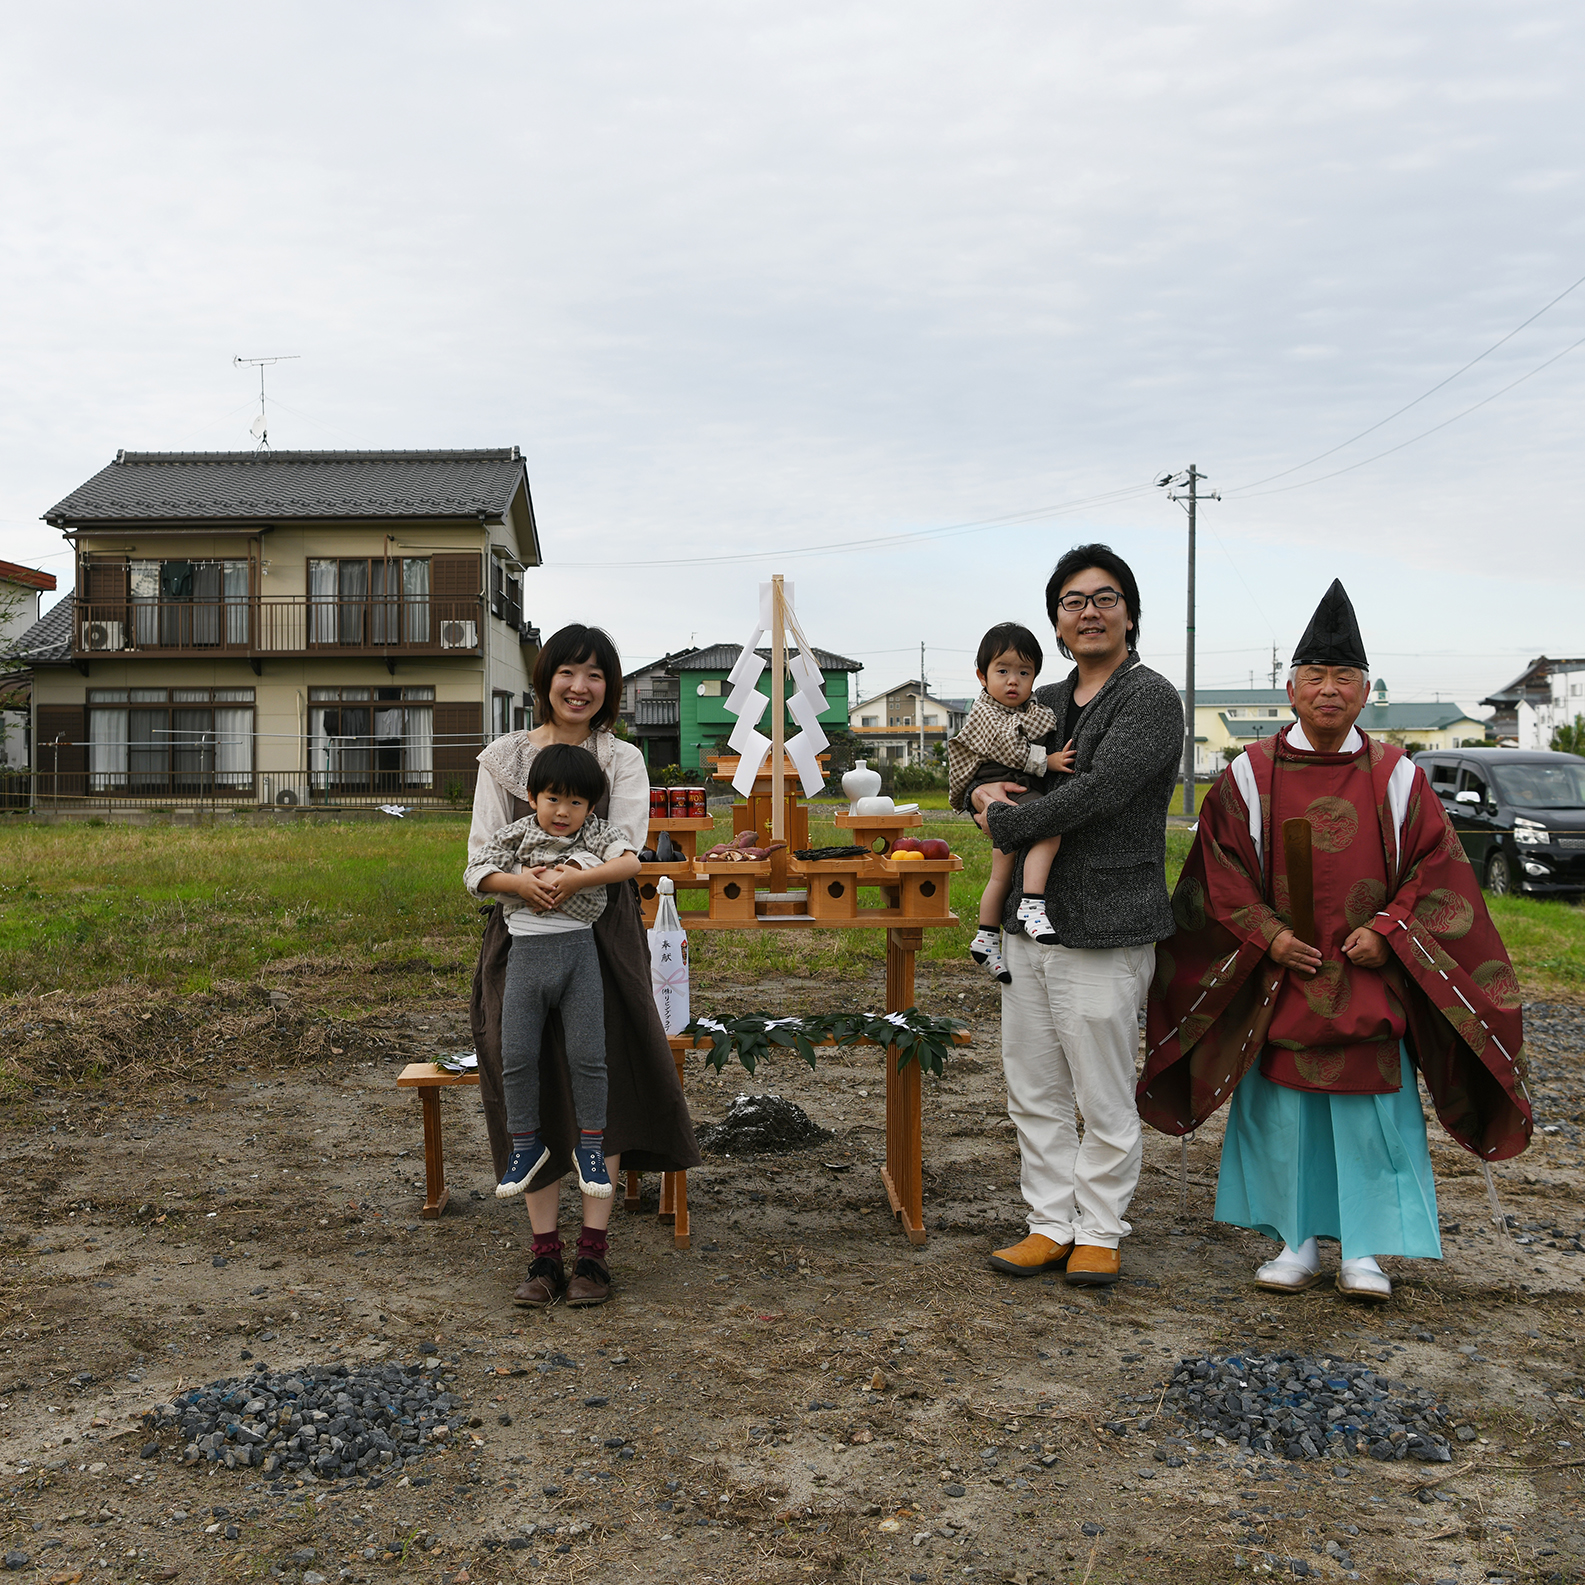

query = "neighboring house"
[
  {"left": 1190, "top": 683, "right": 1488, "bottom": 774},
  {"left": 1518, "top": 661, "right": 1585, "bottom": 750},
  {"left": 1481, "top": 655, "right": 1585, "bottom": 744},
  {"left": 618, "top": 650, "right": 691, "bottom": 770},
  {"left": 667, "top": 642, "right": 862, "bottom": 774},
  {"left": 0, "top": 568, "right": 63, "bottom": 771},
  {"left": 851, "top": 680, "right": 968, "bottom": 766},
  {"left": 30, "top": 448, "right": 542, "bottom": 805}
]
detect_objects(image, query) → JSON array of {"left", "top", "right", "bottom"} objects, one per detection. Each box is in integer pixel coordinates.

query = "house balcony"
[{"left": 73, "top": 597, "right": 485, "bottom": 671}]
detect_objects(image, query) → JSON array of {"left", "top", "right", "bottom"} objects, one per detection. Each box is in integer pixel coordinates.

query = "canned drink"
[
  {"left": 668, "top": 787, "right": 690, "bottom": 818},
  {"left": 649, "top": 787, "right": 668, "bottom": 818},
  {"left": 687, "top": 787, "right": 707, "bottom": 819}
]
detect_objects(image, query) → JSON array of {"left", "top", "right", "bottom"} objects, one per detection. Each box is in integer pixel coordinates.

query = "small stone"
[
  {"left": 212, "top": 1256, "right": 226, "bottom": 1268},
  {"left": 870, "top": 1371, "right": 887, "bottom": 1392},
  {"left": 140, "top": 1442, "right": 160, "bottom": 1460},
  {"left": 1455, "top": 1425, "right": 1478, "bottom": 1442},
  {"left": 303, "top": 1574, "right": 327, "bottom": 1585},
  {"left": 542, "top": 1484, "right": 562, "bottom": 1497},
  {"left": 3, "top": 1556, "right": 30, "bottom": 1573},
  {"left": 943, "top": 1484, "right": 966, "bottom": 1498}
]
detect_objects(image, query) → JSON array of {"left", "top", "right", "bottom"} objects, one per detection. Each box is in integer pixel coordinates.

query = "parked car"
[{"left": 1413, "top": 747, "right": 1585, "bottom": 897}]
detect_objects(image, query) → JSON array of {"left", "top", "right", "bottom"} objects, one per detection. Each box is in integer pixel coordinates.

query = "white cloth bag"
[{"left": 647, "top": 876, "right": 691, "bottom": 1036}]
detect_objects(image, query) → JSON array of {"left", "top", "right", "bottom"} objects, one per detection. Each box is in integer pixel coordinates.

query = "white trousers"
[{"left": 1000, "top": 933, "right": 1154, "bottom": 1249}]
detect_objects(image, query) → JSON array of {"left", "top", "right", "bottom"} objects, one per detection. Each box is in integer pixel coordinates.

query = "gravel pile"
[
  {"left": 1152, "top": 1352, "right": 1455, "bottom": 1463},
  {"left": 145, "top": 1358, "right": 468, "bottom": 1479},
  {"left": 698, "top": 1093, "right": 831, "bottom": 1155}
]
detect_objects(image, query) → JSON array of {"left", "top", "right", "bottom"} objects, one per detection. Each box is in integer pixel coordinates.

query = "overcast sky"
[{"left": 3, "top": 2, "right": 1582, "bottom": 709}]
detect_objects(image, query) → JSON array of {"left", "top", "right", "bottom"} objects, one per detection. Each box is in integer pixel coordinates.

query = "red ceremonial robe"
[{"left": 1138, "top": 726, "right": 1532, "bottom": 1162}]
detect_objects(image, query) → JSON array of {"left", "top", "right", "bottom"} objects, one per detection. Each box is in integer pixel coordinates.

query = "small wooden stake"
[{"left": 770, "top": 573, "right": 785, "bottom": 842}]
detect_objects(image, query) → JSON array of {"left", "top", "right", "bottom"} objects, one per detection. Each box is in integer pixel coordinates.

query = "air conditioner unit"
[
  {"left": 439, "top": 620, "right": 479, "bottom": 650},
  {"left": 81, "top": 620, "right": 125, "bottom": 652},
  {"left": 276, "top": 788, "right": 300, "bottom": 807}
]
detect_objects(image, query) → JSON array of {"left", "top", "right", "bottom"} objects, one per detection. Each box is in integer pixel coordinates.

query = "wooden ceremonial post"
[
  {"left": 882, "top": 925, "right": 926, "bottom": 1243},
  {"left": 770, "top": 573, "right": 786, "bottom": 844}
]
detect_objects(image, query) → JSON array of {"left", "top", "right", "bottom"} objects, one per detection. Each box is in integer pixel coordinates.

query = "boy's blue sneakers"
[
  {"left": 496, "top": 1143, "right": 550, "bottom": 1199},
  {"left": 574, "top": 1143, "right": 613, "bottom": 1199}
]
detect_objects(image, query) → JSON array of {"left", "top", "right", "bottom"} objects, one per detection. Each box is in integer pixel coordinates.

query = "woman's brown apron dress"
[{"left": 469, "top": 789, "right": 701, "bottom": 1190}]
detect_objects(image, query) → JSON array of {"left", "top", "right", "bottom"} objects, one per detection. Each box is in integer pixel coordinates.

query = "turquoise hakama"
[{"left": 1215, "top": 1047, "right": 1442, "bottom": 1262}]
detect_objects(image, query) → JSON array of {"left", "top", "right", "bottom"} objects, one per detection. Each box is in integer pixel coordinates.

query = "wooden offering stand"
[{"left": 633, "top": 781, "right": 964, "bottom": 1242}]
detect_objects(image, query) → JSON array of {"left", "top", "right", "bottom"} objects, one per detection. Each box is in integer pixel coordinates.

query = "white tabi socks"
[
  {"left": 1254, "top": 1237, "right": 1321, "bottom": 1293},
  {"left": 1337, "top": 1255, "right": 1392, "bottom": 1301}
]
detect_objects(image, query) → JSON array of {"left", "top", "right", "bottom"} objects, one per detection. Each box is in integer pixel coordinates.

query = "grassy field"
[{"left": 0, "top": 813, "right": 1579, "bottom": 1002}]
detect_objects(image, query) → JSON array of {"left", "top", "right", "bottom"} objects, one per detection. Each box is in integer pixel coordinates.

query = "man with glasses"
[
  {"left": 1140, "top": 580, "right": 1530, "bottom": 1302},
  {"left": 966, "top": 544, "right": 1184, "bottom": 1287}
]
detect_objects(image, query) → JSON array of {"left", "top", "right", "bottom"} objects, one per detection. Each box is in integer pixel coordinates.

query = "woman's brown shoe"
[
  {"left": 566, "top": 1256, "right": 611, "bottom": 1307},
  {"left": 988, "top": 1233, "right": 1074, "bottom": 1276},
  {"left": 512, "top": 1255, "right": 565, "bottom": 1308}
]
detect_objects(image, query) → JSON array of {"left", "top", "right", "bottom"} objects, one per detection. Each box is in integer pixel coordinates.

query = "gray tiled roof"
[
  {"left": 10, "top": 593, "right": 74, "bottom": 666},
  {"left": 45, "top": 449, "right": 532, "bottom": 526},
  {"left": 673, "top": 642, "right": 863, "bottom": 673}
]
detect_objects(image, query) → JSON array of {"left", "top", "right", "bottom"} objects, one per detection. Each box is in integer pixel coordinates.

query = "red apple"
[
  {"left": 892, "top": 837, "right": 924, "bottom": 853},
  {"left": 920, "top": 838, "right": 951, "bottom": 860}
]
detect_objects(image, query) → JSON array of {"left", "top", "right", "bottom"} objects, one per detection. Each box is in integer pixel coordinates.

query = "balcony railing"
[
  {"left": 3, "top": 765, "right": 481, "bottom": 813},
  {"left": 73, "top": 598, "right": 484, "bottom": 658}
]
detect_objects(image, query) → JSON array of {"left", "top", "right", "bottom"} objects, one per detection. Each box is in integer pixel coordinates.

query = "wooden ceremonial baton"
[{"left": 1282, "top": 817, "right": 1317, "bottom": 948}]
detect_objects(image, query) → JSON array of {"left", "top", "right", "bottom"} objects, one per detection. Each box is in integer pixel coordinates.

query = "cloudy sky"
[{"left": 3, "top": 2, "right": 1582, "bottom": 709}]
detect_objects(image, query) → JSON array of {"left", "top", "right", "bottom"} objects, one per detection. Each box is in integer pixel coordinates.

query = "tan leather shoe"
[
  {"left": 988, "top": 1233, "right": 1073, "bottom": 1276},
  {"left": 1063, "top": 1244, "right": 1121, "bottom": 1286}
]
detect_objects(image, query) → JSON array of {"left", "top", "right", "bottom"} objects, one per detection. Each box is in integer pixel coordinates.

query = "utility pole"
[
  {"left": 919, "top": 642, "right": 927, "bottom": 765},
  {"left": 1269, "top": 644, "right": 1282, "bottom": 689},
  {"left": 1158, "top": 466, "right": 1220, "bottom": 815}
]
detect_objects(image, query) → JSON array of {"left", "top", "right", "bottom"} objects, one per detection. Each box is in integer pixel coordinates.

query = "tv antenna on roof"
[{"left": 233, "top": 354, "right": 300, "bottom": 451}]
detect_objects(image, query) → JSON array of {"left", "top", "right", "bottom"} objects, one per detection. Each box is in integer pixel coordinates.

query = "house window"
[
  {"left": 308, "top": 558, "right": 430, "bottom": 646},
  {"left": 924, "top": 714, "right": 938, "bottom": 726},
  {"left": 860, "top": 715, "right": 878, "bottom": 727},
  {"left": 308, "top": 686, "right": 435, "bottom": 791},
  {"left": 129, "top": 559, "right": 249, "bottom": 647},
  {"left": 492, "top": 691, "right": 513, "bottom": 740},
  {"left": 490, "top": 560, "right": 523, "bottom": 628},
  {"left": 697, "top": 679, "right": 722, "bottom": 697},
  {"left": 86, "top": 687, "right": 255, "bottom": 792}
]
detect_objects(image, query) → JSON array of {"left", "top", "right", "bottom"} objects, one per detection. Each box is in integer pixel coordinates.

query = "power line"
[
  {"left": 1237, "top": 329, "right": 1585, "bottom": 498},
  {"left": 547, "top": 482, "right": 1157, "bottom": 568},
  {"left": 1229, "top": 265, "right": 1585, "bottom": 494}
]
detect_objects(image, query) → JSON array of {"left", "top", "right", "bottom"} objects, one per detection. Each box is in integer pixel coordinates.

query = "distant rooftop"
[
  {"left": 673, "top": 642, "right": 863, "bottom": 673},
  {"left": 45, "top": 449, "right": 536, "bottom": 541},
  {"left": 0, "top": 559, "right": 57, "bottom": 592}
]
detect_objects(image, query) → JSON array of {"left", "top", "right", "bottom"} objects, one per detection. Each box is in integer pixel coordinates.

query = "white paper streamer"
[
  {"left": 788, "top": 646, "right": 825, "bottom": 709},
  {"left": 759, "top": 582, "right": 794, "bottom": 629},
  {"left": 731, "top": 734, "right": 771, "bottom": 794},
  {"left": 726, "top": 668, "right": 769, "bottom": 717},
  {"left": 784, "top": 731, "right": 826, "bottom": 798},
  {"left": 787, "top": 688, "right": 829, "bottom": 755},
  {"left": 727, "top": 708, "right": 769, "bottom": 755},
  {"left": 727, "top": 639, "right": 765, "bottom": 687}
]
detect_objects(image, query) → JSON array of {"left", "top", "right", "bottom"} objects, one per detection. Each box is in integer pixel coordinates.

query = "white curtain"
[
  {"left": 215, "top": 709, "right": 253, "bottom": 789},
  {"left": 404, "top": 706, "right": 433, "bottom": 787},
  {"left": 403, "top": 558, "right": 430, "bottom": 644},
  {"left": 89, "top": 710, "right": 128, "bottom": 790},
  {"left": 223, "top": 561, "right": 249, "bottom": 646},
  {"left": 308, "top": 560, "right": 337, "bottom": 645},
  {"left": 130, "top": 561, "right": 159, "bottom": 648}
]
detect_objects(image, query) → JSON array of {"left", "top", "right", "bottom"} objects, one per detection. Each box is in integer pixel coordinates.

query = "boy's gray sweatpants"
[{"left": 501, "top": 931, "right": 607, "bottom": 1136}]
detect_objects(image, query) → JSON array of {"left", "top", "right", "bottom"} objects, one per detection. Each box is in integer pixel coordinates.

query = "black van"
[{"left": 1413, "top": 747, "right": 1585, "bottom": 897}]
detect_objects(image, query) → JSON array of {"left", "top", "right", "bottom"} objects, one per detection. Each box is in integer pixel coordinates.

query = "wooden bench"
[{"left": 397, "top": 1021, "right": 971, "bottom": 1250}]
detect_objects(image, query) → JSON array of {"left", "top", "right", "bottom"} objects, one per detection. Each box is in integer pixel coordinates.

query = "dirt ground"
[{"left": 2, "top": 959, "right": 1583, "bottom": 1585}]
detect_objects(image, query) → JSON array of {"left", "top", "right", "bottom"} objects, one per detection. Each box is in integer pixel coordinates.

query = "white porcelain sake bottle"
[{"left": 841, "top": 758, "right": 882, "bottom": 813}]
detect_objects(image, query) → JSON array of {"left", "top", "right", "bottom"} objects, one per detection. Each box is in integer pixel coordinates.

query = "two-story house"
[
  {"left": 850, "top": 680, "right": 967, "bottom": 765},
  {"left": 1517, "top": 661, "right": 1585, "bottom": 750},
  {"left": 29, "top": 448, "right": 541, "bottom": 807},
  {"left": 619, "top": 650, "right": 692, "bottom": 770},
  {"left": 665, "top": 642, "right": 862, "bottom": 774}
]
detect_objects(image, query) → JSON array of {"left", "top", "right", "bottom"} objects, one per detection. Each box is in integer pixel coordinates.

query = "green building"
[{"left": 667, "top": 642, "right": 862, "bottom": 774}]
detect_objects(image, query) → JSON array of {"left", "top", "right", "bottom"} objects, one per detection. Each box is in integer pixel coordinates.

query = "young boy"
[
  {"left": 947, "top": 622, "right": 1073, "bottom": 981},
  {"left": 463, "top": 743, "right": 641, "bottom": 1200}
]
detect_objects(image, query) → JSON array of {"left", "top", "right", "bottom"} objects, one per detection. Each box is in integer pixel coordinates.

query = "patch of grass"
[{"left": 2, "top": 813, "right": 1576, "bottom": 1009}]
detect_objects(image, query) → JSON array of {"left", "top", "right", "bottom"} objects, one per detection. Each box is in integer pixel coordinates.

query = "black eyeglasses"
[{"left": 1056, "top": 588, "right": 1122, "bottom": 613}]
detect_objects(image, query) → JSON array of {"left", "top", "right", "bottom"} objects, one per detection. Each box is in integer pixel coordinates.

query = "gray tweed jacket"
[{"left": 974, "top": 658, "right": 1183, "bottom": 949}]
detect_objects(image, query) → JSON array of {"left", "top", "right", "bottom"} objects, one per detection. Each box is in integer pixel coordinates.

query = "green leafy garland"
[{"left": 681, "top": 1009, "right": 967, "bottom": 1077}]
